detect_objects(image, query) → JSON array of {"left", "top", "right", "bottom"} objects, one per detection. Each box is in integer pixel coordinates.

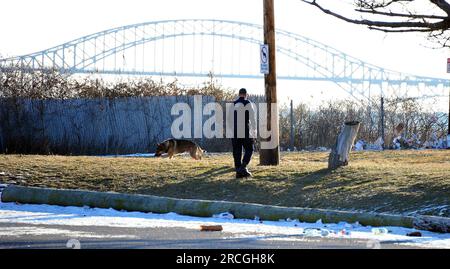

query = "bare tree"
[{"left": 301, "top": 0, "right": 450, "bottom": 47}]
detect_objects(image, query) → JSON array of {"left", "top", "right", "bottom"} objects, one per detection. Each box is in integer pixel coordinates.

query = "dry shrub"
[{"left": 0, "top": 68, "right": 234, "bottom": 101}]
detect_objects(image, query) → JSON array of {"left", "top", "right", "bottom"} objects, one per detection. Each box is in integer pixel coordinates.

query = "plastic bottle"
[
  {"left": 303, "top": 228, "right": 321, "bottom": 237},
  {"left": 371, "top": 228, "right": 389, "bottom": 235},
  {"left": 320, "top": 229, "right": 331, "bottom": 237},
  {"left": 304, "top": 228, "right": 330, "bottom": 237}
]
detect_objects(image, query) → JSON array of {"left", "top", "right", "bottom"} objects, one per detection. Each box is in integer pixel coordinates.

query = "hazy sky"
[{"left": 0, "top": 0, "right": 449, "bottom": 107}]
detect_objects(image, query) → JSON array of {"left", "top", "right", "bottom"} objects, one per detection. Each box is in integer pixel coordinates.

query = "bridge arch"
[{"left": 0, "top": 19, "right": 447, "bottom": 102}]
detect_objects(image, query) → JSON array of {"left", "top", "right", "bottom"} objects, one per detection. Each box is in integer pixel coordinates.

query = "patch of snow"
[
  {"left": 354, "top": 140, "right": 365, "bottom": 151},
  {"left": 353, "top": 137, "right": 384, "bottom": 151},
  {"left": 212, "top": 212, "right": 234, "bottom": 219},
  {"left": 0, "top": 191, "right": 449, "bottom": 248},
  {"left": 100, "top": 153, "right": 155, "bottom": 158},
  {"left": 406, "top": 205, "right": 449, "bottom": 217}
]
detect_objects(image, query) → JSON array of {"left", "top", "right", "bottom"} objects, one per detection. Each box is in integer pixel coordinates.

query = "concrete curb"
[{"left": 1, "top": 185, "right": 449, "bottom": 232}]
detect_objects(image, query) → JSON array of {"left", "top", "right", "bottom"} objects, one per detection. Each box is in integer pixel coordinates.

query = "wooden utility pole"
[{"left": 260, "top": 0, "right": 280, "bottom": 165}]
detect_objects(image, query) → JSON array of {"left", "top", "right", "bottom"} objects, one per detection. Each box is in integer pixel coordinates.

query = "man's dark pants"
[{"left": 231, "top": 138, "right": 254, "bottom": 169}]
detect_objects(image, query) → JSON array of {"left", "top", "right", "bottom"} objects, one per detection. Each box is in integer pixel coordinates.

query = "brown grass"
[{"left": 0, "top": 150, "right": 449, "bottom": 216}]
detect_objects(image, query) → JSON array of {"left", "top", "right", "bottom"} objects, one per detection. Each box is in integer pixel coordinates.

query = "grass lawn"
[{"left": 0, "top": 150, "right": 449, "bottom": 217}]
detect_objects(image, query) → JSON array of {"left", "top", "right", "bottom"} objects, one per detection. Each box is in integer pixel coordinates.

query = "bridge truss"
[{"left": 0, "top": 19, "right": 448, "bottom": 103}]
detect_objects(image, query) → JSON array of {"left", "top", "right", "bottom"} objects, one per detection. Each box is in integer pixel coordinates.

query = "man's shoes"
[
  {"left": 242, "top": 167, "right": 253, "bottom": 177},
  {"left": 236, "top": 166, "right": 252, "bottom": 178}
]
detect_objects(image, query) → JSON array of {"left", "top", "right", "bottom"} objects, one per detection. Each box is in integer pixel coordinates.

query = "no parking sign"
[{"left": 260, "top": 44, "right": 269, "bottom": 74}]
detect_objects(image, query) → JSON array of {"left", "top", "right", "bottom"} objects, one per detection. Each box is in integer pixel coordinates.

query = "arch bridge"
[{"left": 0, "top": 19, "right": 447, "bottom": 102}]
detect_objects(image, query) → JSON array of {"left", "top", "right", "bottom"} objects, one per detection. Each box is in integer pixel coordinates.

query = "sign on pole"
[
  {"left": 260, "top": 44, "right": 269, "bottom": 74},
  {"left": 447, "top": 58, "right": 450, "bottom": 73}
]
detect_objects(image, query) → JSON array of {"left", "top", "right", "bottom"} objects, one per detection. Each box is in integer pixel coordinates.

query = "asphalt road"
[{"left": 0, "top": 222, "right": 419, "bottom": 249}]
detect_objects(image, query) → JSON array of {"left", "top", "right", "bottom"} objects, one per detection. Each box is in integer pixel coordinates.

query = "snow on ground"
[
  {"left": 100, "top": 153, "right": 155, "bottom": 158},
  {"left": 99, "top": 152, "right": 225, "bottom": 158},
  {"left": 0, "top": 190, "right": 449, "bottom": 248}
]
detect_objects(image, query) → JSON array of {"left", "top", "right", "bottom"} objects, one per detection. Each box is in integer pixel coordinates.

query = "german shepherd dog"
[{"left": 155, "top": 139, "right": 204, "bottom": 160}]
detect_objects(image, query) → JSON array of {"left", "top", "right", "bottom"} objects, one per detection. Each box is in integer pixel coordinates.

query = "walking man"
[{"left": 228, "top": 88, "right": 257, "bottom": 178}]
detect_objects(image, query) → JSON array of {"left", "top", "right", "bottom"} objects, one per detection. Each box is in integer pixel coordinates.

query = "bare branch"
[
  {"left": 355, "top": 8, "right": 447, "bottom": 20},
  {"left": 368, "top": 26, "right": 436, "bottom": 32},
  {"left": 356, "top": 0, "right": 413, "bottom": 10},
  {"left": 430, "top": 0, "right": 450, "bottom": 15},
  {"left": 301, "top": 0, "right": 444, "bottom": 29},
  {"left": 300, "top": 0, "right": 450, "bottom": 47}
]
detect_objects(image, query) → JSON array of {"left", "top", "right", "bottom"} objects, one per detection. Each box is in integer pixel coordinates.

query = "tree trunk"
[
  {"left": 414, "top": 215, "right": 450, "bottom": 233},
  {"left": 328, "top": 121, "right": 361, "bottom": 169}
]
